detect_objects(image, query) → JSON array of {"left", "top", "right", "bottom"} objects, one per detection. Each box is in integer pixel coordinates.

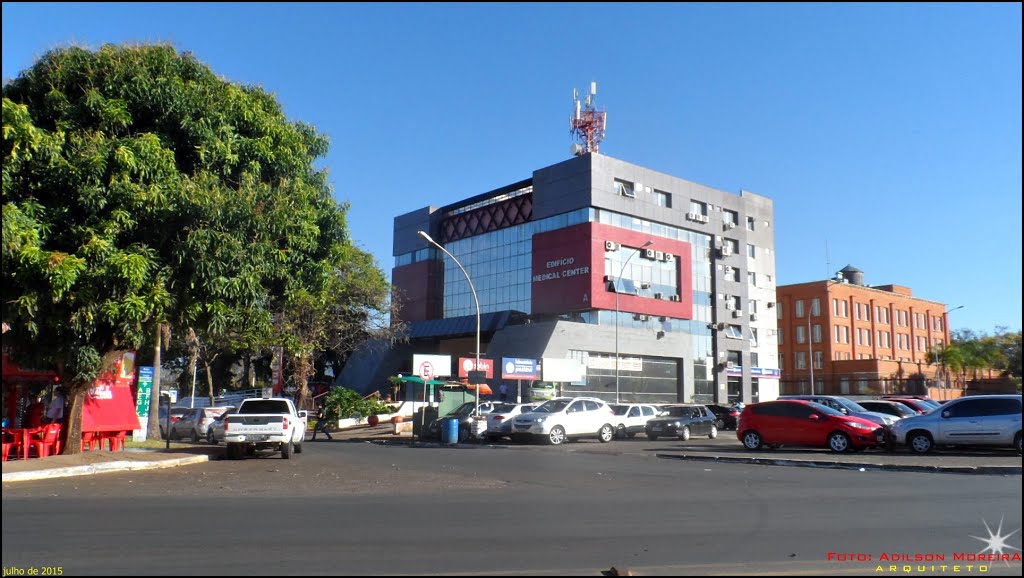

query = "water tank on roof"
[{"left": 839, "top": 265, "right": 864, "bottom": 286}]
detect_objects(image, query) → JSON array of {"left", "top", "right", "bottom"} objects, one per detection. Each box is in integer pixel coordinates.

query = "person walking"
[{"left": 311, "top": 405, "right": 334, "bottom": 441}]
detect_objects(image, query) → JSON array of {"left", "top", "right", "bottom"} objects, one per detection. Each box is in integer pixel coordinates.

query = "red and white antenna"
[{"left": 570, "top": 81, "right": 607, "bottom": 156}]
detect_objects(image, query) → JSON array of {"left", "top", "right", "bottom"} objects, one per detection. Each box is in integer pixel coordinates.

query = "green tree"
[{"left": 3, "top": 44, "right": 388, "bottom": 451}]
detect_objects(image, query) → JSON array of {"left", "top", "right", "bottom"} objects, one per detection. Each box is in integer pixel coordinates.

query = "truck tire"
[
  {"left": 281, "top": 440, "right": 293, "bottom": 459},
  {"left": 294, "top": 440, "right": 303, "bottom": 454},
  {"left": 226, "top": 443, "right": 243, "bottom": 460}
]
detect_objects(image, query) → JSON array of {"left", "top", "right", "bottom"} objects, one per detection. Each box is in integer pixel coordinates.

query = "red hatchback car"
[{"left": 737, "top": 400, "right": 884, "bottom": 453}]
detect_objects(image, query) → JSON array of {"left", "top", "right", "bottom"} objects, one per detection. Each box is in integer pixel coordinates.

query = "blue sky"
[{"left": 3, "top": 3, "right": 1021, "bottom": 334}]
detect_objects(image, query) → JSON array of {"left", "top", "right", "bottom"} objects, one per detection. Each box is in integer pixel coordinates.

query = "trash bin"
[{"left": 441, "top": 417, "right": 460, "bottom": 445}]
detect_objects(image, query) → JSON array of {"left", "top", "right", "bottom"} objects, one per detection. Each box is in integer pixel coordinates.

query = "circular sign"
[
  {"left": 419, "top": 361, "right": 434, "bottom": 381},
  {"left": 462, "top": 358, "right": 474, "bottom": 372},
  {"left": 505, "top": 361, "right": 515, "bottom": 375}
]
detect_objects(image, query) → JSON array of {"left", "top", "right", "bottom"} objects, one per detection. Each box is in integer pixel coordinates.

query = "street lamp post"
[
  {"left": 417, "top": 231, "right": 481, "bottom": 414},
  {"left": 614, "top": 240, "right": 654, "bottom": 404}
]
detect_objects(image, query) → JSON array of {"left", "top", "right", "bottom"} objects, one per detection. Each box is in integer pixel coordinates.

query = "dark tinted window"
[
  {"left": 945, "top": 399, "right": 986, "bottom": 418},
  {"left": 973, "top": 398, "right": 1022, "bottom": 416},
  {"left": 750, "top": 402, "right": 789, "bottom": 417},
  {"left": 238, "top": 400, "right": 291, "bottom": 414}
]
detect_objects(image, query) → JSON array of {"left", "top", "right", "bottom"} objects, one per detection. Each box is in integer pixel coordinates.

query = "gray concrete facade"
[{"left": 381, "top": 153, "right": 778, "bottom": 404}]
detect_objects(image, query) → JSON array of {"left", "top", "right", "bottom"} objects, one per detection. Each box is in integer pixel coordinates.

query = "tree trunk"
[
  {"left": 206, "top": 361, "right": 215, "bottom": 406},
  {"left": 294, "top": 354, "right": 312, "bottom": 410},
  {"left": 63, "top": 383, "right": 87, "bottom": 455},
  {"left": 147, "top": 323, "right": 165, "bottom": 441}
]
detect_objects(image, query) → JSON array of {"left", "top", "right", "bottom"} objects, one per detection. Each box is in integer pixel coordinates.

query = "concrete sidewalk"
[{"left": 1, "top": 424, "right": 406, "bottom": 483}]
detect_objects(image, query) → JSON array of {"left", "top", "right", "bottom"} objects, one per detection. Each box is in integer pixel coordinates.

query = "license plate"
[
  {"left": 652, "top": 426, "right": 663, "bottom": 432},
  {"left": 248, "top": 434, "right": 269, "bottom": 442}
]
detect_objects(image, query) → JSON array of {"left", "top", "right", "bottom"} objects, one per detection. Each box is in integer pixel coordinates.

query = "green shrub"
[{"left": 324, "top": 387, "right": 392, "bottom": 419}]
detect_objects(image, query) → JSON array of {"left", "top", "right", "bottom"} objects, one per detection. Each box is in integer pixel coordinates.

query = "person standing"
[
  {"left": 45, "top": 387, "right": 65, "bottom": 425},
  {"left": 311, "top": 405, "right": 334, "bottom": 441},
  {"left": 25, "top": 395, "right": 45, "bottom": 428},
  {"left": 498, "top": 383, "right": 509, "bottom": 403}
]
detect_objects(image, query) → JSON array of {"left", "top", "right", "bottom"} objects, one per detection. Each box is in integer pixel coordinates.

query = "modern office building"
[
  {"left": 776, "top": 266, "right": 955, "bottom": 396},
  {"left": 345, "top": 153, "right": 778, "bottom": 404}
]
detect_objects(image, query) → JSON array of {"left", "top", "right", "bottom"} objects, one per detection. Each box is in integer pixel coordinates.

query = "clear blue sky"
[{"left": 3, "top": 3, "right": 1021, "bottom": 334}]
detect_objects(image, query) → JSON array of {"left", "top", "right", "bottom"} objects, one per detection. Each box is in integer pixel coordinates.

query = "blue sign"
[
  {"left": 139, "top": 366, "right": 154, "bottom": 379},
  {"left": 750, "top": 367, "right": 781, "bottom": 379},
  {"left": 501, "top": 357, "right": 539, "bottom": 381}
]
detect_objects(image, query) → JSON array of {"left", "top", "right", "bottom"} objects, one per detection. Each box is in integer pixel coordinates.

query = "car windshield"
[
  {"left": 806, "top": 401, "right": 845, "bottom": 417},
  {"left": 610, "top": 405, "right": 630, "bottom": 416},
  {"left": 449, "top": 403, "right": 476, "bottom": 417},
  {"left": 661, "top": 406, "right": 691, "bottom": 418},
  {"left": 534, "top": 399, "right": 570, "bottom": 413},
  {"left": 884, "top": 402, "right": 916, "bottom": 417},
  {"left": 917, "top": 399, "right": 941, "bottom": 410},
  {"left": 490, "top": 403, "right": 517, "bottom": 413},
  {"left": 834, "top": 398, "right": 869, "bottom": 412}
]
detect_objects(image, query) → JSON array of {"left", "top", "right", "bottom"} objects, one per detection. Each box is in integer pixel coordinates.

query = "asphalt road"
[{"left": 3, "top": 438, "right": 1021, "bottom": 575}]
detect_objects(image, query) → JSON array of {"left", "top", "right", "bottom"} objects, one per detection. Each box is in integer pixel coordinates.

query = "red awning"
[
  {"left": 1, "top": 353, "right": 58, "bottom": 382},
  {"left": 82, "top": 380, "right": 140, "bottom": 432}
]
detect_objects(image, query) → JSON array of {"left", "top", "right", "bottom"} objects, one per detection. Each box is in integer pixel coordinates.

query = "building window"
[
  {"left": 796, "top": 325, "right": 806, "bottom": 344},
  {"left": 724, "top": 266, "right": 740, "bottom": 282},
  {"left": 747, "top": 244, "right": 756, "bottom": 258},
  {"left": 723, "top": 209, "right": 738, "bottom": 227},
  {"left": 614, "top": 178, "right": 636, "bottom": 198},
  {"left": 652, "top": 189, "right": 671, "bottom": 208},
  {"left": 813, "top": 351, "right": 823, "bottom": 369},
  {"left": 795, "top": 300, "right": 805, "bottom": 318},
  {"left": 855, "top": 303, "right": 862, "bottom": 320},
  {"left": 689, "top": 200, "right": 707, "bottom": 216},
  {"left": 724, "top": 324, "right": 743, "bottom": 339},
  {"left": 779, "top": 356, "right": 785, "bottom": 371},
  {"left": 843, "top": 326, "right": 850, "bottom": 344},
  {"left": 841, "top": 301, "right": 848, "bottom": 318},
  {"left": 749, "top": 327, "right": 759, "bottom": 347},
  {"left": 746, "top": 216, "right": 755, "bottom": 231},
  {"left": 812, "top": 324, "right": 822, "bottom": 343},
  {"left": 833, "top": 298, "right": 839, "bottom": 316},
  {"left": 750, "top": 352, "right": 759, "bottom": 367},
  {"left": 747, "top": 271, "right": 757, "bottom": 286},
  {"left": 834, "top": 325, "right": 841, "bottom": 343},
  {"left": 796, "top": 352, "right": 807, "bottom": 370},
  {"left": 811, "top": 298, "right": 821, "bottom": 316}
]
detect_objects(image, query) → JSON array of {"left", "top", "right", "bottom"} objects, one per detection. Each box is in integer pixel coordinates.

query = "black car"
[
  {"left": 644, "top": 404, "right": 718, "bottom": 441},
  {"left": 705, "top": 404, "right": 742, "bottom": 430}
]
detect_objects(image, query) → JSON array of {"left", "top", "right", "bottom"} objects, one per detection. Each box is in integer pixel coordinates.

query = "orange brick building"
[{"left": 776, "top": 265, "right": 957, "bottom": 397}]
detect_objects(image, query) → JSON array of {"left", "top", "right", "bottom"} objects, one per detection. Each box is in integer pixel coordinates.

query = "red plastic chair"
[
  {"left": 30, "top": 423, "right": 61, "bottom": 458},
  {"left": 2, "top": 441, "right": 11, "bottom": 461},
  {"left": 81, "top": 431, "right": 102, "bottom": 451}
]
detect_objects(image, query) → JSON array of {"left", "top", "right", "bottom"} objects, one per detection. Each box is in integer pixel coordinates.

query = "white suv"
[
  {"left": 609, "top": 403, "right": 660, "bottom": 439},
  {"left": 512, "top": 397, "right": 616, "bottom": 445},
  {"left": 889, "top": 394, "right": 1022, "bottom": 454}
]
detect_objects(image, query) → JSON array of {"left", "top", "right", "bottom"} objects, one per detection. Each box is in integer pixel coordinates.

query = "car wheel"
[
  {"left": 458, "top": 426, "right": 470, "bottom": 443},
  {"left": 1015, "top": 432, "right": 1022, "bottom": 454},
  {"left": 616, "top": 424, "right": 627, "bottom": 439},
  {"left": 190, "top": 430, "right": 200, "bottom": 444},
  {"left": 678, "top": 426, "right": 690, "bottom": 442},
  {"left": 294, "top": 442, "right": 303, "bottom": 454},
  {"left": 647, "top": 433, "right": 658, "bottom": 441},
  {"left": 742, "top": 430, "right": 763, "bottom": 450},
  {"left": 828, "top": 432, "right": 851, "bottom": 453},
  {"left": 281, "top": 440, "right": 293, "bottom": 459},
  {"left": 207, "top": 430, "right": 215, "bottom": 444},
  {"left": 908, "top": 431, "right": 934, "bottom": 454},
  {"left": 598, "top": 424, "right": 614, "bottom": 443},
  {"left": 547, "top": 426, "right": 566, "bottom": 446},
  {"left": 715, "top": 419, "right": 725, "bottom": 430},
  {"left": 708, "top": 425, "right": 718, "bottom": 439}
]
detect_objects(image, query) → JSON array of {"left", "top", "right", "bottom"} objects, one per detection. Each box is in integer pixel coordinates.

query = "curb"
[
  {"left": 2, "top": 455, "right": 210, "bottom": 483},
  {"left": 655, "top": 453, "right": 1022, "bottom": 475}
]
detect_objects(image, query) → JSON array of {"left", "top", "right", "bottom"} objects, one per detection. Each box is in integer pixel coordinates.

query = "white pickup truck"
[{"left": 224, "top": 397, "right": 307, "bottom": 459}]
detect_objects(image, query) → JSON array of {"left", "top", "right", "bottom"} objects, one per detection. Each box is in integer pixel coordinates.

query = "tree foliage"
[{"left": 2, "top": 43, "right": 397, "bottom": 451}]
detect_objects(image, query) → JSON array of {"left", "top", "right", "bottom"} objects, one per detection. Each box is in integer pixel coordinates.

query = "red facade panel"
[{"left": 531, "top": 223, "right": 693, "bottom": 319}]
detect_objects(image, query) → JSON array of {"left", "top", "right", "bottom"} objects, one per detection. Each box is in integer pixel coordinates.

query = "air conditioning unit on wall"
[{"left": 605, "top": 241, "right": 619, "bottom": 251}]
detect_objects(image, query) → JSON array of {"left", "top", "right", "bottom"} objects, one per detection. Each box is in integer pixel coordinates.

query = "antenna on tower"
[{"left": 569, "top": 81, "right": 607, "bottom": 157}]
